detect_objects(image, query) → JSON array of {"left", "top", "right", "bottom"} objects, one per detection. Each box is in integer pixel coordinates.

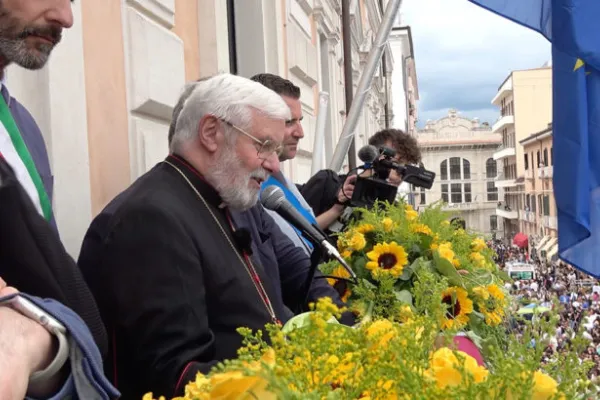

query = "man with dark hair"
[
  {"left": 0, "top": 1, "right": 117, "bottom": 398},
  {"left": 251, "top": 73, "right": 354, "bottom": 240},
  {"left": 301, "top": 128, "right": 422, "bottom": 232}
]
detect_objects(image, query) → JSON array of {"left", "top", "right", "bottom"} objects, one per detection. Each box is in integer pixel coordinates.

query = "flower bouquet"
[{"left": 145, "top": 202, "right": 597, "bottom": 399}]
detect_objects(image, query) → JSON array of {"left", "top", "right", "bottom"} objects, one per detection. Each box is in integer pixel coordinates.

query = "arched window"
[
  {"left": 463, "top": 159, "right": 471, "bottom": 180},
  {"left": 449, "top": 157, "right": 461, "bottom": 179},
  {"left": 486, "top": 158, "right": 497, "bottom": 178},
  {"left": 440, "top": 160, "right": 448, "bottom": 181},
  {"left": 543, "top": 148, "right": 548, "bottom": 166}
]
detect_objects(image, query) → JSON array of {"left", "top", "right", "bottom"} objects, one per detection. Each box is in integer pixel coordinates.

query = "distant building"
[
  {"left": 416, "top": 110, "right": 502, "bottom": 237},
  {"left": 520, "top": 124, "right": 558, "bottom": 260},
  {"left": 490, "top": 67, "right": 552, "bottom": 241}
]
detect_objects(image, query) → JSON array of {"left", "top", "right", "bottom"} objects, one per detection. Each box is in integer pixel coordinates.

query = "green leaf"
[
  {"left": 399, "top": 257, "right": 418, "bottom": 281},
  {"left": 281, "top": 312, "right": 338, "bottom": 334},
  {"left": 395, "top": 289, "right": 413, "bottom": 305},
  {"left": 432, "top": 251, "right": 464, "bottom": 287},
  {"left": 465, "top": 330, "right": 484, "bottom": 350},
  {"left": 497, "top": 269, "right": 511, "bottom": 282}
]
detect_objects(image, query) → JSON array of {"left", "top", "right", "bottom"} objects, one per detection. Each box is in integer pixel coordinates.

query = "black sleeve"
[
  {"left": 299, "top": 170, "right": 342, "bottom": 216},
  {"left": 98, "top": 205, "right": 215, "bottom": 397}
]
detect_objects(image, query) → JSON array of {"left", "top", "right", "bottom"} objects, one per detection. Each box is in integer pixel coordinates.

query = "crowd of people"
[{"left": 490, "top": 240, "right": 600, "bottom": 381}]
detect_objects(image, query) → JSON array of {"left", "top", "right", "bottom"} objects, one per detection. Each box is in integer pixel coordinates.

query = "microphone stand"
[{"left": 301, "top": 235, "right": 324, "bottom": 313}]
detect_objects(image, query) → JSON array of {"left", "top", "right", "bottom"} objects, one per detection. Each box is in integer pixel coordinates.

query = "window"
[
  {"left": 441, "top": 184, "right": 449, "bottom": 203},
  {"left": 449, "top": 157, "right": 461, "bottom": 180},
  {"left": 486, "top": 158, "right": 497, "bottom": 178},
  {"left": 543, "top": 148, "right": 548, "bottom": 166},
  {"left": 451, "top": 183, "right": 462, "bottom": 203},
  {"left": 490, "top": 215, "right": 498, "bottom": 231},
  {"left": 464, "top": 183, "right": 472, "bottom": 203},
  {"left": 487, "top": 181, "right": 498, "bottom": 201},
  {"left": 531, "top": 196, "right": 537, "bottom": 213},
  {"left": 440, "top": 160, "right": 448, "bottom": 180},
  {"left": 537, "top": 151, "right": 541, "bottom": 167},
  {"left": 543, "top": 195, "right": 550, "bottom": 216},
  {"left": 551, "top": 147, "right": 553, "bottom": 165},
  {"left": 420, "top": 187, "right": 426, "bottom": 204},
  {"left": 526, "top": 194, "right": 531, "bottom": 210},
  {"left": 524, "top": 153, "right": 529, "bottom": 170},
  {"left": 463, "top": 159, "right": 471, "bottom": 180},
  {"left": 538, "top": 195, "right": 543, "bottom": 215}
]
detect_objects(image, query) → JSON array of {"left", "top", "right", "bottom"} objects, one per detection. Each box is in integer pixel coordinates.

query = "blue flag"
[{"left": 469, "top": 0, "right": 600, "bottom": 276}]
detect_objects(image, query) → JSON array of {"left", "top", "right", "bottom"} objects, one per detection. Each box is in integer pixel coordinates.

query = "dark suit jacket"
[{"left": 79, "top": 155, "right": 347, "bottom": 398}]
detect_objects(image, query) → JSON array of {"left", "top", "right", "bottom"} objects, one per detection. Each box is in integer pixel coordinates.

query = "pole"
[
  {"left": 341, "top": 0, "right": 356, "bottom": 170},
  {"left": 330, "top": 0, "right": 403, "bottom": 172},
  {"left": 379, "top": 0, "right": 390, "bottom": 129},
  {"left": 312, "top": 92, "right": 330, "bottom": 175}
]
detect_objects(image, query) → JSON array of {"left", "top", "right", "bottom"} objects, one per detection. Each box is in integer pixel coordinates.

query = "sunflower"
[
  {"left": 475, "top": 284, "right": 507, "bottom": 326},
  {"left": 326, "top": 266, "right": 352, "bottom": 302},
  {"left": 410, "top": 223, "right": 433, "bottom": 236},
  {"left": 437, "top": 242, "right": 457, "bottom": 265},
  {"left": 469, "top": 252, "right": 486, "bottom": 267},
  {"left": 355, "top": 223, "right": 375, "bottom": 234},
  {"left": 440, "top": 287, "right": 473, "bottom": 330},
  {"left": 366, "top": 241, "right": 408, "bottom": 278}
]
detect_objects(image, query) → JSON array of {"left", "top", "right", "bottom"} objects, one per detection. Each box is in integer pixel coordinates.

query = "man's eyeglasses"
[{"left": 220, "top": 118, "right": 284, "bottom": 160}]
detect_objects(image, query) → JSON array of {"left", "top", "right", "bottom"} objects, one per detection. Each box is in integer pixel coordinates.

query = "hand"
[
  {"left": 337, "top": 175, "right": 357, "bottom": 205},
  {"left": 0, "top": 277, "right": 57, "bottom": 400}
]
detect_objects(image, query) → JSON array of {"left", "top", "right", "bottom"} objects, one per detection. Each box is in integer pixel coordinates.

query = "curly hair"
[
  {"left": 250, "top": 73, "right": 301, "bottom": 99},
  {"left": 368, "top": 128, "right": 421, "bottom": 164}
]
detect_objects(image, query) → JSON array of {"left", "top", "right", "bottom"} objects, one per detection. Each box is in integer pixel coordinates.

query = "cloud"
[{"left": 400, "top": 0, "right": 551, "bottom": 127}]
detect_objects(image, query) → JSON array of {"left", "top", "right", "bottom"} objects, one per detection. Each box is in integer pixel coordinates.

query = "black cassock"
[
  {"left": 0, "top": 157, "right": 107, "bottom": 356},
  {"left": 78, "top": 155, "right": 296, "bottom": 399}
]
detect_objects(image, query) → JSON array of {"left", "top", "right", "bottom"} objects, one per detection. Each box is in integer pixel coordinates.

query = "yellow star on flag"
[{"left": 574, "top": 59, "right": 585, "bottom": 71}]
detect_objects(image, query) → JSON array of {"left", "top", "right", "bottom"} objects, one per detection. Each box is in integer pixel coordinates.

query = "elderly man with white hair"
[{"left": 78, "top": 74, "right": 298, "bottom": 398}]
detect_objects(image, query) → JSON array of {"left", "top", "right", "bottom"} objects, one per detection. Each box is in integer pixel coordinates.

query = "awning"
[
  {"left": 540, "top": 237, "right": 558, "bottom": 255},
  {"left": 535, "top": 236, "right": 551, "bottom": 250},
  {"left": 547, "top": 243, "right": 559, "bottom": 260}
]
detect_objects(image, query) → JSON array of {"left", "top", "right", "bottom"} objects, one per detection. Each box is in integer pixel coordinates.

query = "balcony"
[
  {"left": 492, "top": 114, "right": 515, "bottom": 133},
  {"left": 442, "top": 202, "right": 491, "bottom": 212},
  {"left": 493, "top": 145, "right": 516, "bottom": 161},
  {"left": 519, "top": 209, "right": 536, "bottom": 223},
  {"left": 538, "top": 166, "right": 553, "bottom": 179},
  {"left": 491, "top": 77, "right": 513, "bottom": 106},
  {"left": 542, "top": 215, "right": 558, "bottom": 230},
  {"left": 494, "top": 173, "right": 518, "bottom": 188},
  {"left": 524, "top": 169, "right": 533, "bottom": 180},
  {"left": 496, "top": 203, "right": 518, "bottom": 220}
]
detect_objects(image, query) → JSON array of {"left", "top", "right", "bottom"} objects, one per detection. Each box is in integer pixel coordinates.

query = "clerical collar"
[{"left": 165, "top": 154, "right": 224, "bottom": 208}]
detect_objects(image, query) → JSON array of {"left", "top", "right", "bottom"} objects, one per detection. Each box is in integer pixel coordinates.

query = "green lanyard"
[{"left": 0, "top": 95, "right": 52, "bottom": 221}]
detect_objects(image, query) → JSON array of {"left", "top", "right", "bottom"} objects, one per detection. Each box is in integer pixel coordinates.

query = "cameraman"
[{"left": 300, "top": 128, "right": 421, "bottom": 231}]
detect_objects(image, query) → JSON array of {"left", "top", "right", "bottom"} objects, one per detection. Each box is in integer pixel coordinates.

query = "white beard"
[{"left": 206, "top": 144, "right": 269, "bottom": 211}]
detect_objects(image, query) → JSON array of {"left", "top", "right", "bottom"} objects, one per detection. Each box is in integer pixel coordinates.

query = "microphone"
[
  {"left": 260, "top": 186, "right": 357, "bottom": 282},
  {"left": 357, "top": 145, "right": 379, "bottom": 164}
]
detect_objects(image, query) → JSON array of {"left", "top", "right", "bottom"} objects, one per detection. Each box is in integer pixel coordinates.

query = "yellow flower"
[
  {"left": 430, "top": 242, "right": 439, "bottom": 251},
  {"left": 356, "top": 223, "right": 375, "bottom": 234},
  {"left": 341, "top": 249, "right": 352, "bottom": 258},
  {"left": 425, "top": 347, "right": 489, "bottom": 389},
  {"left": 366, "top": 319, "right": 397, "bottom": 348},
  {"left": 437, "top": 242, "right": 456, "bottom": 263},
  {"left": 410, "top": 223, "right": 433, "bottom": 236},
  {"left": 471, "top": 238, "right": 487, "bottom": 252},
  {"left": 405, "top": 205, "right": 418, "bottom": 221},
  {"left": 382, "top": 217, "right": 394, "bottom": 232},
  {"left": 348, "top": 232, "right": 367, "bottom": 251},
  {"left": 366, "top": 241, "right": 408, "bottom": 279},
  {"left": 441, "top": 287, "right": 473, "bottom": 330},
  {"left": 208, "top": 370, "right": 276, "bottom": 400},
  {"left": 531, "top": 371, "right": 560, "bottom": 400},
  {"left": 326, "top": 266, "right": 352, "bottom": 302},
  {"left": 441, "top": 220, "right": 450, "bottom": 226},
  {"left": 476, "top": 284, "right": 507, "bottom": 326},
  {"left": 469, "top": 252, "right": 486, "bottom": 267}
]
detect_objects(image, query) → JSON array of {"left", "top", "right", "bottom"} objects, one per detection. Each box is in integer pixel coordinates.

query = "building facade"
[
  {"left": 416, "top": 110, "right": 502, "bottom": 237},
  {"left": 389, "top": 25, "right": 418, "bottom": 136},
  {"left": 520, "top": 124, "right": 558, "bottom": 260},
  {"left": 5, "top": 0, "right": 400, "bottom": 256},
  {"left": 490, "top": 67, "right": 552, "bottom": 241}
]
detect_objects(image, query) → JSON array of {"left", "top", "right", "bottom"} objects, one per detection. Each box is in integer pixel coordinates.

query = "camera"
[{"left": 350, "top": 145, "right": 436, "bottom": 208}]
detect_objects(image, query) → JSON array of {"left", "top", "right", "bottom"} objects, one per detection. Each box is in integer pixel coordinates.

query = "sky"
[{"left": 400, "top": 0, "right": 551, "bottom": 127}]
